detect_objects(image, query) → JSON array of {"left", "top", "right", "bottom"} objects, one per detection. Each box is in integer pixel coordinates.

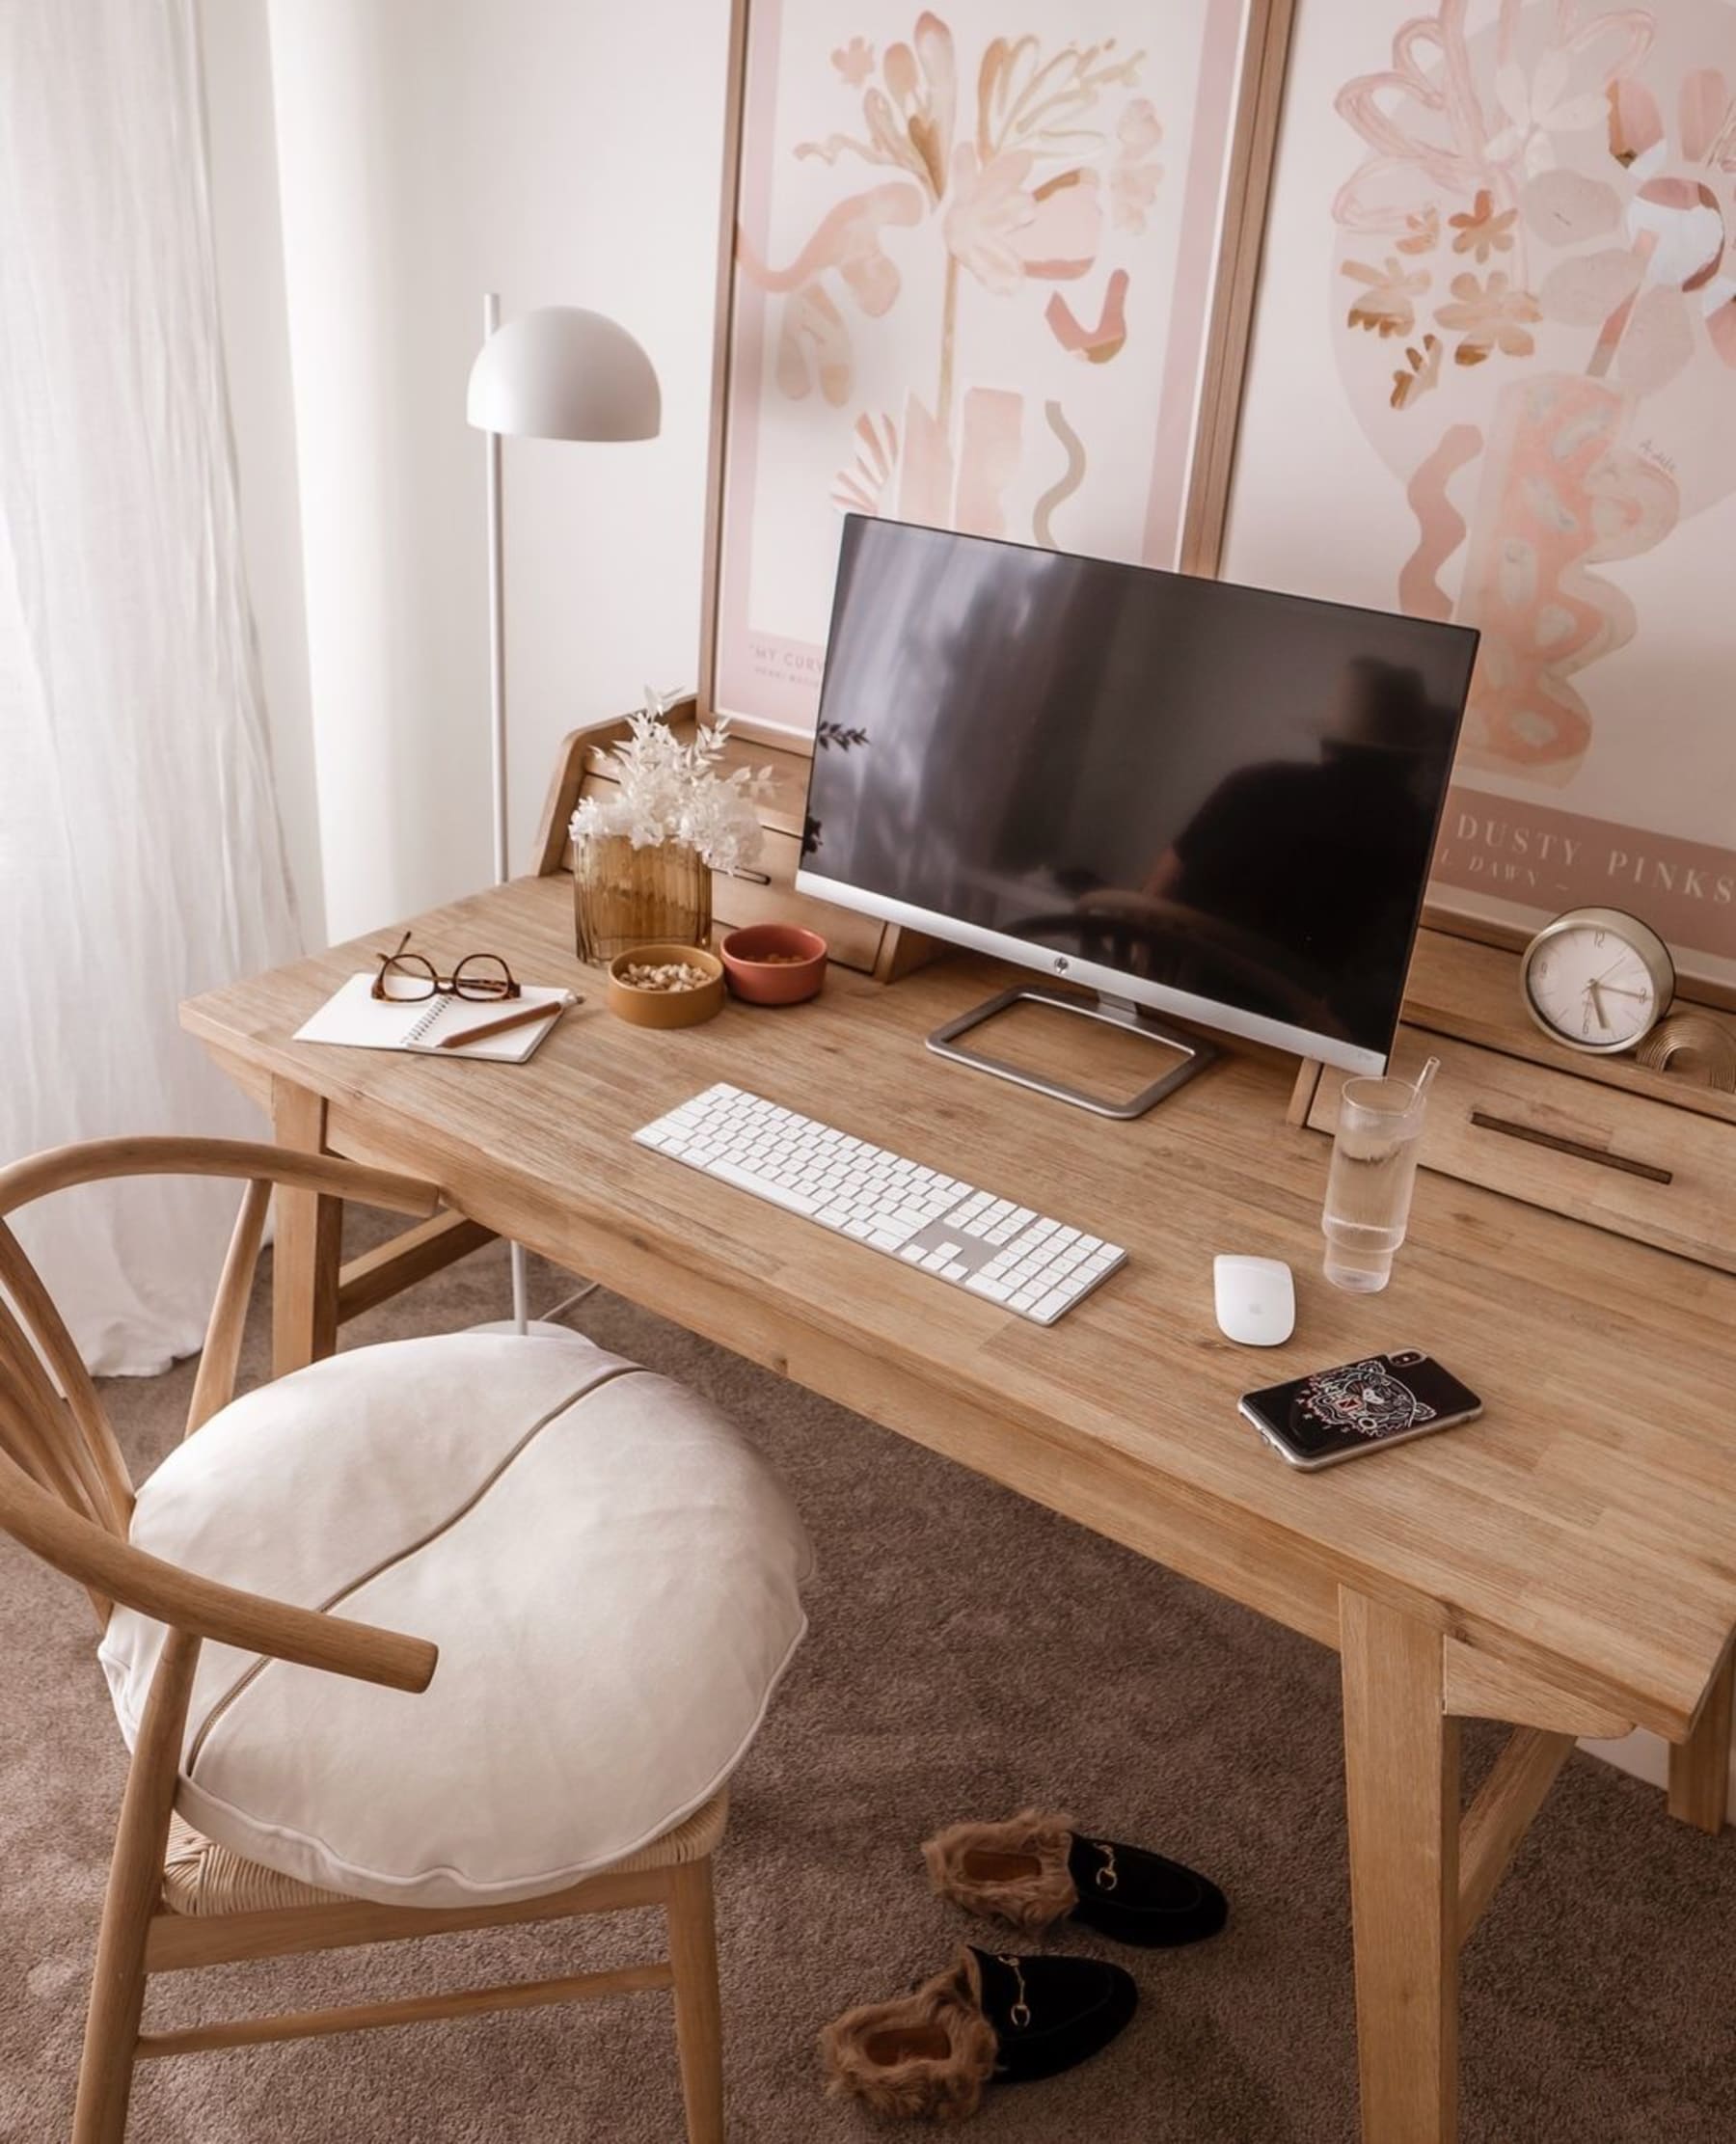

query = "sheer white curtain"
[{"left": 0, "top": 0, "right": 301, "bottom": 1373}]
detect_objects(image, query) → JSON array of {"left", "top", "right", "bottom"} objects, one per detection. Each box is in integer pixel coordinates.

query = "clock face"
[{"left": 1524, "top": 916, "right": 1666, "bottom": 1051}]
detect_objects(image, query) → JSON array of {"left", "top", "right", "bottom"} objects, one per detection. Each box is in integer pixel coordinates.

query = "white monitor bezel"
[{"left": 794, "top": 867, "right": 1391, "bottom": 1076}]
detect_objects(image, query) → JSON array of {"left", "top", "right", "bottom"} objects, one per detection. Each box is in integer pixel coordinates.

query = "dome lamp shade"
[{"left": 466, "top": 307, "right": 661, "bottom": 442}]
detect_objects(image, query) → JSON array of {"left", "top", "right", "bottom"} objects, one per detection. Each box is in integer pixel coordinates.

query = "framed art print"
[
  {"left": 700, "top": 0, "right": 1296, "bottom": 742},
  {"left": 1224, "top": 0, "right": 1736, "bottom": 996}
]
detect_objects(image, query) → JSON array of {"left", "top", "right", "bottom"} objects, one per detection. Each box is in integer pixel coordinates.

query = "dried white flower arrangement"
[{"left": 569, "top": 688, "right": 770, "bottom": 878}]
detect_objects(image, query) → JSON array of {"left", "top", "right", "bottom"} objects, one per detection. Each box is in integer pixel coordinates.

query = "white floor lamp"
[{"left": 466, "top": 295, "right": 662, "bottom": 1333}]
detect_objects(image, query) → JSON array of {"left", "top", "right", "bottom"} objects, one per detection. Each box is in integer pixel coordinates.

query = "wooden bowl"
[
  {"left": 606, "top": 944, "right": 725, "bottom": 1029},
  {"left": 719, "top": 924, "right": 828, "bottom": 1006}
]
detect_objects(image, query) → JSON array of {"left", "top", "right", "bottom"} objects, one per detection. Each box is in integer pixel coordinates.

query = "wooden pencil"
[{"left": 433, "top": 996, "right": 575, "bottom": 1049}]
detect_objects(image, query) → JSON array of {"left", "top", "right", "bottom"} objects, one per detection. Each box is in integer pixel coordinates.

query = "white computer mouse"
[{"left": 1212, "top": 1255, "right": 1295, "bottom": 1346}]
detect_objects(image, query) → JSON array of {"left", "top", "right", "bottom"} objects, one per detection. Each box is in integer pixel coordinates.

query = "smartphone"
[{"left": 1239, "top": 1349, "right": 1482, "bottom": 1471}]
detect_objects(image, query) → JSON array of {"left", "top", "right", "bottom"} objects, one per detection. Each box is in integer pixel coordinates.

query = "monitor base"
[{"left": 925, "top": 986, "right": 1217, "bottom": 1120}]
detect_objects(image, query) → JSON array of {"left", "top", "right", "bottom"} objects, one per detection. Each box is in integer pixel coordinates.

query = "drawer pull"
[{"left": 1467, "top": 1109, "right": 1673, "bottom": 1185}]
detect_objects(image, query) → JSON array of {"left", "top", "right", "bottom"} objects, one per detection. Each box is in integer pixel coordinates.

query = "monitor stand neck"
[{"left": 926, "top": 984, "right": 1217, "bottom": 1121}]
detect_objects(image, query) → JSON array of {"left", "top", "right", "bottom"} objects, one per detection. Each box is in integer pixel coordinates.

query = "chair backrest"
[
  {"left": 0, "top": 1135, "right": 444, "bottom": 1637},
  {"left": 0, "top": 1213, "right": 135, "bottom": 1547}
]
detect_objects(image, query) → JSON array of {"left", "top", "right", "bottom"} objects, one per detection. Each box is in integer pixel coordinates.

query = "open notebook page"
[{"left": 293, "top": 974, "right": 575, "bottom": 1062}]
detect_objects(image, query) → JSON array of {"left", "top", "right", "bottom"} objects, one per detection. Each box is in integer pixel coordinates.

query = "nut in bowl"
[
  {"left": 719, "top": 924, "right": 828, "bottom": 1006},
  {"left": 606, "top": 943, "right": 725, "bottom": 1029}
]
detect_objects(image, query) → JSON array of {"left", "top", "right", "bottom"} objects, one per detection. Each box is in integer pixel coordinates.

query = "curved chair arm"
[
  {"left": 0, "top": 1136, "right": 443, "bottom": 1222},
  {"left": 0, "top": 1454, "right": 437, "bottom": 1692},
  {"left": 0, "top": 1134, "right": 448, "bottom": 1533},
  {"left": 0, "top": 1133, "right": 444, "bottom": 1676}
]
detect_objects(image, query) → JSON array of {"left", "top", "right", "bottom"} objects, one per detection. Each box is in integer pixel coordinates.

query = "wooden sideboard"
[{"left": 1292, "top": 929, "right": 1736, "bottom": 1276}]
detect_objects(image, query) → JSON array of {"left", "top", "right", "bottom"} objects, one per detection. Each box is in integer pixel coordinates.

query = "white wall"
[
  {"left": 259, "top": 0, "right": 730, "bottom": 944},
  {"left": 197, "top": 0, "right": 324, "bottom": 946}
]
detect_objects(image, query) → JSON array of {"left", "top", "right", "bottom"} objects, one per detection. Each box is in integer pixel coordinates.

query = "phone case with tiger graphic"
[{"left": 1238, "top": 1350, "right": 1482, "bottom": 1471}]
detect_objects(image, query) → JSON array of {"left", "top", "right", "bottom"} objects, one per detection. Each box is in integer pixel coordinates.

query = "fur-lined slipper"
[
  {"left": 923, "top": 1808, "right": 1228, "bottom": 1949},
  {"left": 819, "top": 1946, "right": 1136, "bottom": 2121}
]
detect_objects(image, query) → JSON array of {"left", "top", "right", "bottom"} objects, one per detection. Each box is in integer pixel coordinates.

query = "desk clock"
[{"left": 1519, "top": 906, "right": 1674, "bottom": 1057}]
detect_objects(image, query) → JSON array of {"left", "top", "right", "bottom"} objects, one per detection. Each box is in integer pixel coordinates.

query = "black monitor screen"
[{"left": 799, "top": 517, "right": 1478, "bottom": 1065}]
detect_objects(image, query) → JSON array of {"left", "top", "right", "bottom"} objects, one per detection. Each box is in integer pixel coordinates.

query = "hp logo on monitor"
[{"left": 1052, "top": 956, "right": 1071, "bottom": 975}]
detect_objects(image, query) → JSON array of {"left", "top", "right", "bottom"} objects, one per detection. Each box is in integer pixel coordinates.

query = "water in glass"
[{"left": 1321, "top": 1074, "right": 1426, "bottom": 1292}]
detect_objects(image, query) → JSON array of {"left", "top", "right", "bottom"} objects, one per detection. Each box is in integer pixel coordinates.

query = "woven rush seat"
[{"left": 160, "top": 1791, "right": 731, "bottom": 1918}]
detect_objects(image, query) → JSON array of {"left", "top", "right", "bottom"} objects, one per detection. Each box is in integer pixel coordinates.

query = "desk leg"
[
  {"left": 1341, "top": 1588, "right": 1459, "bottom": 2144},
  {"left": 1668, "top": 1644, "right": 1734, "bottom": 1835},
  {"left": 270, "top": 1077, "right": 339, "bottom": 1378}
]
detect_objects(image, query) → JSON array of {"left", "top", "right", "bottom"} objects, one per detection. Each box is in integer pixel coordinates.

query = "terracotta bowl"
[
  {"left": 719, "top": 924, "right": 828, "bottom": 1006},
  {"left": 606, "top": 944, "right": 725, "bottom": 1029}
]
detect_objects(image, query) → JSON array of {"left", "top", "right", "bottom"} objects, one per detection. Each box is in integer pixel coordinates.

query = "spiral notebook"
[{"left": 293, "top": 975, "right": 576, "bottom": 1061}]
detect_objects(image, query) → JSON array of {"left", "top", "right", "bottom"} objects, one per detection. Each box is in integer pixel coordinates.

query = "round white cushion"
[{"left": 100, "top": 1333, "right": 812, "bottom": 1909}]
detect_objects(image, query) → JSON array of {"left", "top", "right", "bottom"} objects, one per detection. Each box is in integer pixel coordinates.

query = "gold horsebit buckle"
[
  {"left": 995, "top": 1955, "right": 1033, "bottom": 2032},
  {"left": 997, "top": 1842, "right": 1118, "bottom": 2037}
]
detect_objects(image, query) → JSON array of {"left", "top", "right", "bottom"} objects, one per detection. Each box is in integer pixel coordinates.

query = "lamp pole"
[
  {"left": 467, "top": 295, "right": 659, "bottom": 1338},
  {"left": 480, "top": 289, "right": 529, "bottom": 1331},
  {"left": 482, "top": 292, "right": 509, "bottom": 890}
]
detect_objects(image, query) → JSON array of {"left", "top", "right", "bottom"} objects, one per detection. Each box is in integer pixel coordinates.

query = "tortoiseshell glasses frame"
[{"left": 369, "top": 931, "right": 521, "bottom": 1005}]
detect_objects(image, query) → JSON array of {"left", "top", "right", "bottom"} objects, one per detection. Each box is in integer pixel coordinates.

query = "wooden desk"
[{"left": 183, "top": 874, "right": 1736, "bottom": 2144}]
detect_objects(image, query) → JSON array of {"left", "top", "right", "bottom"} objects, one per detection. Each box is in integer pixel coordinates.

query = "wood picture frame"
[{"left": 696, "top": 0, "right": 1299, "bottom": 752}]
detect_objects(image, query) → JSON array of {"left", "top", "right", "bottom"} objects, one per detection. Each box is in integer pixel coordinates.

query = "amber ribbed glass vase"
[{"left": 572, "top": 836, "right": 712, "bottom": 963}]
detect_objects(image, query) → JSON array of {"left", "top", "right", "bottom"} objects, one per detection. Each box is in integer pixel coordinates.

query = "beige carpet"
[{"left": 4, "top": 1222, "right": 1735, "bottom": 2143}]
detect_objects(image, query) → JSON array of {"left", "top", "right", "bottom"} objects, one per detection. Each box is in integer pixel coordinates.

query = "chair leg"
[
  {"left": 666, "top": 1858, "right": 725, "bottom": 2144},
  {"left": 73, "top": 1632, "right": 200, "bottom": 2144}
]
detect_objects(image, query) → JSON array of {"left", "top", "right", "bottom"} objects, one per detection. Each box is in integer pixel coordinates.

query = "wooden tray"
[{"left": 1292, "top": 931, "right": 1736, "bottom": 1273}]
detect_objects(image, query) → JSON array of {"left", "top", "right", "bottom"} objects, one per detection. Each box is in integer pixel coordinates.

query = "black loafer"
[
  {"left": 819, "top": 1945, "right": 1138, "bottom": 2120},
  {"left": 924, "top": 1806, "right": 1228, "bottom": 1949},
  {"left": 972, "top": 1947, "right": 1138, "bottom": 2084}
]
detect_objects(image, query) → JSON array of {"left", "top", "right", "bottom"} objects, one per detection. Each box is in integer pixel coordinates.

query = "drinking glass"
[{"left": 1320, "top": 1074, "right": 1429, "bottom": 1292}]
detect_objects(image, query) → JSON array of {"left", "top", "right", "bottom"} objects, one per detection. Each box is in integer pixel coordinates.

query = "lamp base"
[{"left": 467, "top": 1318, "right": 579, "bottom": 1340}]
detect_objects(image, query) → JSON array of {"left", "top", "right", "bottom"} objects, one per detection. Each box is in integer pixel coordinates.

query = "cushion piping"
[
  {"left": 182, "top": 1362, "right": 651, "bottom": 1775},
  {"left": 169, "top": 1603, "right": 809, "bottom": 1906}
]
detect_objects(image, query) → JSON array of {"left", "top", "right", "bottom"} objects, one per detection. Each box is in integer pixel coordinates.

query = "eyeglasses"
[{"left": 370, "top": 931, "right": 521, "bottom": 1004}]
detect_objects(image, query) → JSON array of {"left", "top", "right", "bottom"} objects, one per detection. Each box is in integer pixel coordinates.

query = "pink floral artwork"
[
  {"left": 749, "top": 14, "right": 1148, "bottom": 525},
  {"left": 1455, "top": 373, "right": 1677, "bottom": 771},
  {"left": 1329, "top": 0, "right": 1736, "bottom": 789},
  {"left": 1046, "top": 268, "right": 1130, "bottom": 361},
  {"left": 715, "top": 2, "right": 1251, "bottom": 735},
  {"left": 832, "top": 37, "right": 876, "bottom": 88},
  {"left": 754, "top": 15, "right": 1142, "bottom": 548}
]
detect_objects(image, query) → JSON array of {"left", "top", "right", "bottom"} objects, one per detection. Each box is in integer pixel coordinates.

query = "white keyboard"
[{"left": 633, "top": 1083, "right": 1126, "bottom": 1326}]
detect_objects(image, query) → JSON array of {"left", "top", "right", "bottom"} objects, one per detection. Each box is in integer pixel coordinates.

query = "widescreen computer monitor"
[{"left": 795, "top": 516, "right": 1479, "bottom": 1077}]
